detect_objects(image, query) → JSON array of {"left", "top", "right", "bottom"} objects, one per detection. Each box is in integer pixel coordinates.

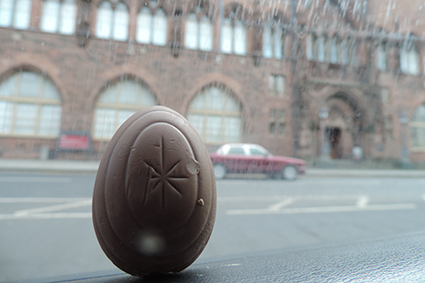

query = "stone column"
[
  {"left": 29, "top": 0, "right": 42, "bottom": 29},
  {"left": 169, "top": 8, "right": 183, "bottom": 57},
  {"left": 357, "top": 39, "right": 369, "bottom": 66},
  {"left": 127, "top": 0, "right": 138, "bottom": 42},
  {"left": 76, "top": 0, "right": 92, "bottom": 47},
  {"left": 251, "top": 21, "right": 262, "bottom": 66}
]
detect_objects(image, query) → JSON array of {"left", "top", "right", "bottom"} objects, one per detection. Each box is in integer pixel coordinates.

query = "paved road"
[{"left": 1, "top": 173, "right": 425, "bottom": 281}]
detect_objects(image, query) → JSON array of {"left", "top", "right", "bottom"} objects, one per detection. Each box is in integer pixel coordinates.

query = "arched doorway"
[{"left": 318, "top": 92, "right": 364, "bottom": 160}]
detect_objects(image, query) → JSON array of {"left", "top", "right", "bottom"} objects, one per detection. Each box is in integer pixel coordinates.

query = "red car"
[{"left": 209, "top": 143, "right": 307, "bottom": 180}]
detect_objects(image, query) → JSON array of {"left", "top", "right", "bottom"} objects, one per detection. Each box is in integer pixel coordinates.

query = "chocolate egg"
[{"left": 92, "top": 106, "right": 216, "bottom": 276}]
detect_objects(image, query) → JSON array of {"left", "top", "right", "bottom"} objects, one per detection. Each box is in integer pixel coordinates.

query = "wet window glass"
[{"left": 1, "top": 0, "right": 425, "bottom": 281}]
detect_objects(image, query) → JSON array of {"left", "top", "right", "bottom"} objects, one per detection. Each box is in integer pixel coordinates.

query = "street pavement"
[
  {"left": 0, "top": 158, "right": 424, "bottom": 178},
  {"left": 1, "top": 171, "right": 425, "bottom": 282}
]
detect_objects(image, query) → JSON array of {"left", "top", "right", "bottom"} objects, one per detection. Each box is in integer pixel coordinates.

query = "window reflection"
[
  {"left": 113, "top": 2, "right": 129, "bottom": 41},
  {"left": 185, "top": 13, "right": 213, "bottom": 51},
  {"left": 96, "top": 1, "right": 129, "bottom": 41},
  {"left": 0, "top": 71, "right": 62, "bottom": 136},
  {"left": 308, "top": 34, "right": 357, "bottom": 66},
  {"left": 40, "top": 0, "right": 76, "bottom": 34},
  {"left": 268, "top": 75, "right": 285, "bottom": 97},
  {"left": 93, "top": 79, "right": 156, "bottom": 139},
  {"left": 0, "top": 0, "right": 31, "bottom": 29},
  {"left": 96, "top": 2, "right": 113, "bottom": 39},
  {"left": 221, "top": 8, "right": 246, "bottom": 55},
  {"left": 400, "top": 39, "right": 419, "bottom": 75},
  {"left": 376, "top": 42, "right": 388, "bottom": 71},
  {"left": 263, "top": 17, "right": 285, "bottom": 59},
  {"left": 411, "top": 105, "right": 425, "bottom": 149},
  {"left": 187, "top": 86, "right": 242, "bottom": 144},
  {"left": 137, "top": 7, "right": 167, "bottom": 46}
]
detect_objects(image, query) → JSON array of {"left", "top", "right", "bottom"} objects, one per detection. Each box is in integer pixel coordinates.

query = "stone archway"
[{"left": 318, "top": 92, "right": 365, "bottom": 160}]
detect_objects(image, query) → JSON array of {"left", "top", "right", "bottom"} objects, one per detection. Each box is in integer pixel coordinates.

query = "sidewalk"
[
  {"left": 0, "top": 159, "right": 424, "bottom": 178},
  {"left": 306, "top": 168, "right": 425, "bottom": 178},
  {"left": 0, "top": 159, "right": 99, "bottom": 173}
]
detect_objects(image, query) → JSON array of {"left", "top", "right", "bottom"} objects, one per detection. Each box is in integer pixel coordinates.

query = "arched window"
[
  {"left": 136, "top": 7, "right": 168, "bottom": 46},
  {"left": 411, "top": 105, "right": 425, "bottom": 150},
  {"left": 187, "top": 86, "right": 242, "bottom": 143},
  {"left": 95, "top": 1, "right": 129, "bottom": 41},
  {"left": 307, "top": 34, "right": 327, "bottom": 62},
  {"left": 136, "top": 7, "right": 151, "bottom": 43},
  {"left": 152, "top": 9, "right": 167, "bottom": 45},
  {"left": 306, "top": 33, "right": 316, "bottom": 60},
  {"left": 0, "top": 0, "right": 32, "bottom": 29},
  {"left": 96, "top": 1, "right": 112, "bottom": 39},
  {"left": 185, "top": 13, "right": 213, "bottom": 51},
  {"left": 329, "top": 37, "right": 338, "bottom": 64},
  {"left": 263, "top": 17, "right": 285, "bottom": 59},
  {"left": 400, "top": 40, "right": 419, "bottom": 75},
  {"left": 221, "top": 8, "right": 246, "bottom": 55},
  {"left": 340, "top": 38, "right": 359, "bottom": 65},
  {"left": 0, "top": 71, "right": 62, "bottom": 136},
  {"left": 376, "top": 42, "right": 388, "bottom": 71},
  {"left": 40, "top": 0, "right": 76, "bottom": 34},
  {"left": 93, "top": 79, "right": 156, "bottom": 139},
  {"left": 346, "top": 37, "right": 357, "bottom": 66},
  {"left": 307, "top": 33, "right": 357, "bottom": 66},
  {"left": 331, "top": 37, "right": 348, "bottom": 64},
  {"left": 317, "top": 35, "right": 326, "bottom": 62}
]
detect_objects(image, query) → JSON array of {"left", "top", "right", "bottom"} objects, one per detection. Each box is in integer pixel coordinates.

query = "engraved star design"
[{"left": 143, "top": 137, "right": 188, "bottom": 211}]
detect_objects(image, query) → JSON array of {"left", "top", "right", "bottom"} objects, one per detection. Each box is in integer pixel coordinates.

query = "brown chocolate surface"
[{"left": 92, "top": 106, "right": 217, "bottom": 276}]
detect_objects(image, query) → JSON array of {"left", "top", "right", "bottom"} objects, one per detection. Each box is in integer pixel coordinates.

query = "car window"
[
  {"left": 249, "top": 147, "right": 267, "bottom": 156},
  {"left": 208, "top": 145, "right": 222, "bottom": 153},
  {"left": 228, "top": 146, "right": 246, "bottom": 155}
]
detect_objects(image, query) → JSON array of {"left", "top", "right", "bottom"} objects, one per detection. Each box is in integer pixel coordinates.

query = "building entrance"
[
  {"left": 316, "top": 92, "right": 366, "bottom": 160},
  {"left": 326, "top": 127, "right": 342, "bottom": 159}
]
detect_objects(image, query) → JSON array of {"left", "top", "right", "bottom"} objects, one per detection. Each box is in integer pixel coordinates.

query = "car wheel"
[
  {"left": 213, "top": 164, "right": 227, "bottom": 180},
  {"left": 281, "top": 165, "right": 297, "bottom": 181}
]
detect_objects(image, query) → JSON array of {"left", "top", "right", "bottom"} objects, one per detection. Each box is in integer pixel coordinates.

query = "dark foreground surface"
[
  {"left": 29, "top": 231, "right": 425, "bottom": 283},
  {"left": 1, "top": 172, "right": 425, "bottom": 281}
]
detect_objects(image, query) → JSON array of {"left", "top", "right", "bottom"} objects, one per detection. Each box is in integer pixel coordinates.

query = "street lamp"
[{"left": 318, "top": 107, "right": 330, "bottom": 163}]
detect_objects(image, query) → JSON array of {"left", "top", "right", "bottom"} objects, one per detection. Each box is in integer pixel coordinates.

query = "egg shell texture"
[{"left": 92, "top": 106, "right": 217, "bottom": 276}]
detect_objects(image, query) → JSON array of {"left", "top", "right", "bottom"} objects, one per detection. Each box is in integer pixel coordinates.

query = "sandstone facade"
[{"left": 0, "top": 0, "right": 424, "bottom": 163}]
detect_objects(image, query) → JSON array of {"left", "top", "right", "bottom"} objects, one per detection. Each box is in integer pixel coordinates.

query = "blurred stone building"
[{"left": 0, "top": 0, "right": 424, "bottom": 163}]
